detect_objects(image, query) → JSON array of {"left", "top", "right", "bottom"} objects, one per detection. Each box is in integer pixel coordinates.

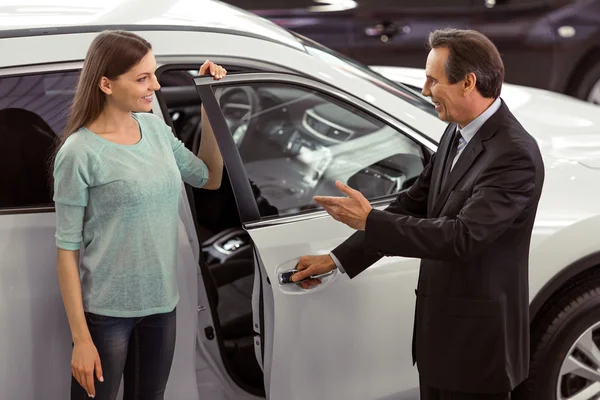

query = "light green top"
[{"left": 53, "top": 112, "right": 208, "bottom": 317}]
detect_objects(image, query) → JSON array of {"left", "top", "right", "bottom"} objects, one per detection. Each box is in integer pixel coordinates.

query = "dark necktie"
[{"left": 442, "top": 128, "right": 464, "bottom": 183}]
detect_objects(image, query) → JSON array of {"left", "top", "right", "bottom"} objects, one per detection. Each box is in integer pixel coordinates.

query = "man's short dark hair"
[{"left": 426, "top": 28, "right": 504, "bottom": 98}]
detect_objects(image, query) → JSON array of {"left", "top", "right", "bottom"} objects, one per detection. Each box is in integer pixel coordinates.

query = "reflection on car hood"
[
  {"left": 0, "top": 0, "right": 304, "bottom": 51},
  {"left": 371, "top": 66, "right": 600, "bottom": 170}
]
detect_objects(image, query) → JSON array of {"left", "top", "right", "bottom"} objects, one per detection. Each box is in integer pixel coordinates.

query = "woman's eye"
[{"left": 138, "top": 77, "right": 146, "bottom": 82}]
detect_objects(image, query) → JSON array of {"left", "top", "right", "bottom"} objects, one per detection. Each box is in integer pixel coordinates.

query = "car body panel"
[
  {"left": 0, "top": 30, "right": 445, "bottom": 138},
  {"left": 0, "top": 212, "right": 66, "bottom": 398},
  {"left": 0, "top": 0, "right": 303, "bottom": 49},
  {"left": 369, "top": 65, "right": 600, "bottom": 168},
  {"left": 0, "top": 205, "right": 206, "bottom": 399}
]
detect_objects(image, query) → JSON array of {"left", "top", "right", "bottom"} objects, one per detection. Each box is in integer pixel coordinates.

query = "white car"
[
  {"left": 2, "top": 1, "right": 600, "bottom": 400},
  {"left": 371, "top": 64, "right": 600, "bottom": 168}
]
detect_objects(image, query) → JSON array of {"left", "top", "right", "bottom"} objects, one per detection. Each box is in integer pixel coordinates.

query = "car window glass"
[
  {"left": 0, "top": 71, "right": 79, "bottom": 209},
  {"left": 217, "top": 83, "right": 426, "bottom": 219}
]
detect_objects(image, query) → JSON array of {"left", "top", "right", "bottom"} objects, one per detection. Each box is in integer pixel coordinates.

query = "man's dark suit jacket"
[{"left": 331, "top": 100, "right": 545, "bottom": 394}]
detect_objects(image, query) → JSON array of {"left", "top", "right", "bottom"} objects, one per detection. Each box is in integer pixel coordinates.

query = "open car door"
[{"left": 195, "top": 73, "right": 433, "bottom": 399}]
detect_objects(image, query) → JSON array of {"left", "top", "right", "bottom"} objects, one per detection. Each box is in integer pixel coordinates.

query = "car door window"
[
  {"left": 0, "top": 71, "right": 79, "bottom": 209},
  {"left": 216, "top": 82, "right": 427, "bottom": 219}
]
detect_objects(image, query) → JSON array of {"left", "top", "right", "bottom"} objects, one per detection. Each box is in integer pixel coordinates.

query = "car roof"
[
  {"left": 0, "top": 0, "right": 447, "bottom": 145},
  {"left": 0, "top": 0, "right": 304, "bottom": 50}
]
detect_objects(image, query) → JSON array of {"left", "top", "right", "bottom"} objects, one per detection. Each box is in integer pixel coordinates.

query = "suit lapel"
[
  {"left": 430, "top": 100, "right": 508, "bottom": 217},
  {"left": 430, "top": 123, "right": 457, "bottom": 213},
  {"left": 431, "top": 137, "right": 483, "bottom": 217}
]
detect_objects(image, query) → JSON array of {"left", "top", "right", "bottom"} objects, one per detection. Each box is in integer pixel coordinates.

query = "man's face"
[{"left": 422, "top": 47, "right": 466, "bottom": 124}]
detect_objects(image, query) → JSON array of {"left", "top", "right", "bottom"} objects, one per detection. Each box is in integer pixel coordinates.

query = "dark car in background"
[{"left": 226, "top": 0, "right": 600, "bottom": 105}]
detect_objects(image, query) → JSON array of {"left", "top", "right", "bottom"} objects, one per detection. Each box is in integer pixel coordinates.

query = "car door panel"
[
  {"left": 0, "top": 211, "right": 72, "bottom": 400},
  {"left": 0, "top": 206, "right": 206, "bottom": 400},
  {"left": 246, "top": 213, "right": 421, "bottom": 399}
]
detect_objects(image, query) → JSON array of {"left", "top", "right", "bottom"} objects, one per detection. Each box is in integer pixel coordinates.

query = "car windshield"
[{"left": 289, "top": 31, "right": 437, "bottom": 116}]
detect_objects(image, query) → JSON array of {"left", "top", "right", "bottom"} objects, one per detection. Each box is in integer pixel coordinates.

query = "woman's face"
[{"left": 102, "top": 50, "right": 161, "bottom": 113}]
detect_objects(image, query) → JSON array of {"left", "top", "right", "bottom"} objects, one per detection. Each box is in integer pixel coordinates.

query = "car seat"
[{"left": 0, "top": 108, "right": 56, "bottom": 208}]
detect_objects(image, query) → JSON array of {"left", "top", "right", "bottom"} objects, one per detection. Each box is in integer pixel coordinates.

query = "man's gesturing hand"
[
  {"left": 291, "top": 254, "right": 337, "bottom": 289},
  {"left": 313, "top": 180, "right": 372, "bottom": 231}
]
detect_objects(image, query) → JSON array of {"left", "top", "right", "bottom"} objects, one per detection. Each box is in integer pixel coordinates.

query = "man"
[{"left": 291, "top": 28, "right": 544, "bottom": 400}]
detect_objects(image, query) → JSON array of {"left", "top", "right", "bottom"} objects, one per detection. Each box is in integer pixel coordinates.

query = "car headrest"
[{"left": 0, "top": 108, "right": 58, "bottom": 208}]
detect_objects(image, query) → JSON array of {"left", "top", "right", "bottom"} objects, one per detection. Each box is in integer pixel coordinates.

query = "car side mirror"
[
  {"left": 347, "top": 164, "right": 405, "bottom": 199},
  {"left": 347, "top": 154, "right": 423, "bottom": 198}
]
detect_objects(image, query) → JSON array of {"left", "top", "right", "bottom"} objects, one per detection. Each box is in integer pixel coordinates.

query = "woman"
[{"left": 52, "top": 30, "right": 226, "bottom": 399}]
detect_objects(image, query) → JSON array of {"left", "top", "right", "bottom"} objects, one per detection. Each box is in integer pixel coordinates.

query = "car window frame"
[
  {"left": 192, "top": 71, "right": 436, "bottom": 228},
  {"left": 0, "top": 62, "right": 83, "bottom": 216}
]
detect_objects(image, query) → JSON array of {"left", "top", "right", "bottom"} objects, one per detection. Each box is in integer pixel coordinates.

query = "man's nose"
[{"left": 421, "top": 85, "right": 431, "bottom": 97}]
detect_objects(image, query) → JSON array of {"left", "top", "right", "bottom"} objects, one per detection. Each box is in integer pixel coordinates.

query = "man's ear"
[
  {"left": 463, "top": 72, "right": 477, "bottom": 96},
  {"left": 99, "top": 77, "right": 112, "bottom": 95}
]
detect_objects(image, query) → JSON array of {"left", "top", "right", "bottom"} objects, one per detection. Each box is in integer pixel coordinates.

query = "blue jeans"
[{"left": 71, "top": 308, "right": 177, "bottom": 400}]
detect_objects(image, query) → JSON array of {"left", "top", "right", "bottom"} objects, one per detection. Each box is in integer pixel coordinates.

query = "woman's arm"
[
  {"left": 53, "top": 145, "right": 102, "bottom": 396},
  {"left": 57, "top": 248, "right": 103, "bottom": 397},
  {"left": 197, "top": 104, "right": 223, "bottom": 190},
  {"left": 164, "top": 60, "right": 227, "bottom": 190},
  {"left": 57, "top": 249, "right": 91, "bottom": 343}
]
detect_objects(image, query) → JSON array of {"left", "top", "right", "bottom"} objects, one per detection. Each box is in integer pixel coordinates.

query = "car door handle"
[
  {"left": 274, "top": 258, "right": 338, "bottom": 294},
  {"left": 278, "top": 268, "right": 335, "bottom": 285}
]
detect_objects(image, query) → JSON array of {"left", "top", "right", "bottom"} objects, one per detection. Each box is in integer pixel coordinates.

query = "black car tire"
[
  {"left": 521, "top": 271, "right": 600, "bottom": 399},
  {"left": 569, "top": 58, "right": 600, "bottom": 105}
]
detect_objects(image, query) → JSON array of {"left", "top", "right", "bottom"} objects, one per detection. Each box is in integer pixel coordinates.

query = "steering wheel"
[{"left": 218, "top": 86, "right": 261, "bottom": 147}]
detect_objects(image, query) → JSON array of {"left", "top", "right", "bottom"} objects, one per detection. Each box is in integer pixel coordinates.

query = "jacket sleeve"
[
  {"left": 331, "top": 152, "right": 436, "bottom": 278},
  {"left": 363, "top": 145, "right": 540, "bottom": 262}
]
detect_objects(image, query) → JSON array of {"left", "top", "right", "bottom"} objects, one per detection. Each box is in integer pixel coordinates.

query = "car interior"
[
  {"left": 0, "top": 71, "right": 78, "bottom": 209},
  {"left": 156, "top": 65, "right": 429, "bottom": 395},
  {"left": 158, "top": 66, "right": 267, "bottom": 395},
  {"left": 0, "top": 107, "right": 56, "bottom": 208}
]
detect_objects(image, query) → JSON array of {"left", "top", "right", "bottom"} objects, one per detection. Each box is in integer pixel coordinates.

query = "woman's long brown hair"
[{"left": 49, "top": 30, "right": 152, "bottom": 183}]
